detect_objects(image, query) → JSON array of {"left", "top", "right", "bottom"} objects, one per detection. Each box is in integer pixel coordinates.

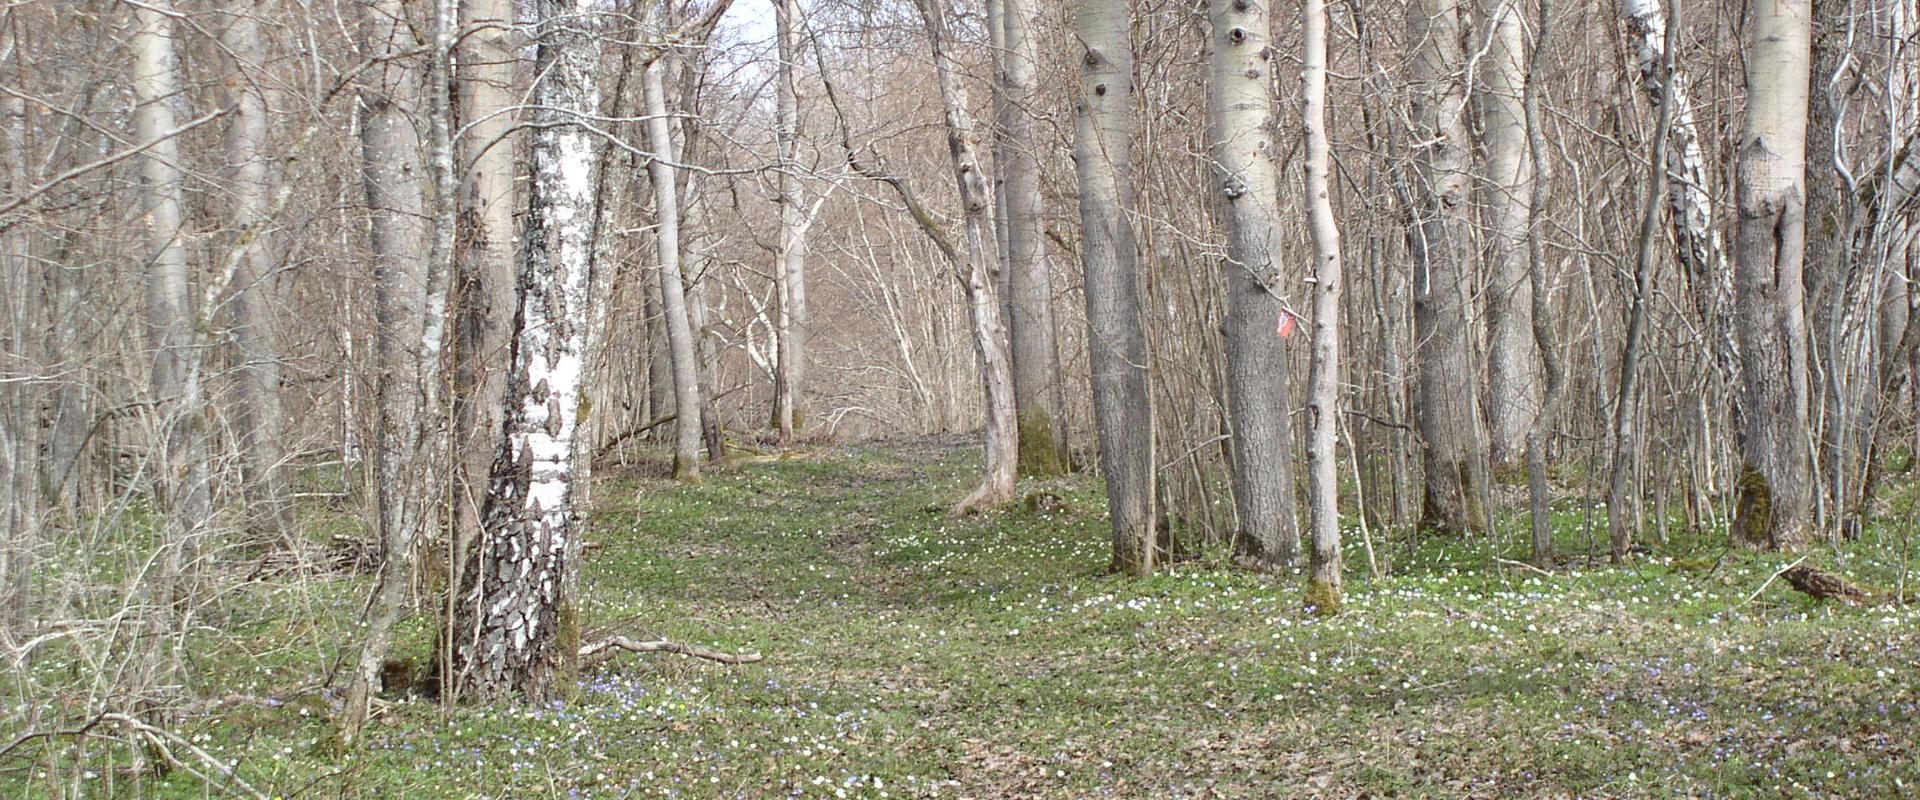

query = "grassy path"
[{"left": 29, "top": 439, "right": 1919, "bottom": 798}]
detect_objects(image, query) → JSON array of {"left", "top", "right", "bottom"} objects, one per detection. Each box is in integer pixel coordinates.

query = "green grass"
[{"left": 5, "top": 438, "right": 1918, "bottom": 798}]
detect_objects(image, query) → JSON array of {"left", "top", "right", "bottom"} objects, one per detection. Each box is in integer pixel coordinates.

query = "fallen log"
[{"left": 580, "top": 636, "right": 764, "bottom": 666}]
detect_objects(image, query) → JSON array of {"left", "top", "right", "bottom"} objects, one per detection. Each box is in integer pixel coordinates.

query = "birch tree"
[
  {"left": 1732, "top": 0, "right": 1815, "bottom": 549},
  {"left": 1073, "top": 0, "right": 1157, "bottom": 574},
  {"left": 1209, "top": 0, "right": 1299, "bottom": 567},
  {"left": 451, "top": 0, "right": 603, "bottom": 700}
]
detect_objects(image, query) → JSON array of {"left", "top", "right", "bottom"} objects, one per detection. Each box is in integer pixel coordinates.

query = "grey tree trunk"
[
  {"left": 135, "top": 0, "right": 211, "bottom": 611},
  {"left": 994, "top": 0, "right": 1067, "bottom": 476},
  {"left": 1072, "top": 0, "right": 1157, "bottom": 574},
  {"left": 1479, "top": 0, "right": 1539, "bottom": 470},
  {"left": 452, "top": 0, "right": 603, "bottom": 701},
  {"left": 1210, "top": 0, "right": 1300, "bottom": 568},
  {"left": 643, "top": 58, "right": 705, "bottom": 482},
  {"left": 344, "top": 0, "right": 456, "bottom": 742},
  {"left": 773, "top": 0, "right": 808, "bottom": 442},
  {"left": 1300, "top": 0, "right": 1345, "bottom": 609},
  {"left": 1524, "top": 0, "right": 1565, "bottom": 566},
  {"left": 914, "top": 0, "right": 1019, "bottom": 514},
  {"left": 451, "top": 0, "right": 520, "bottom": 608},
  {"left": 1732, "top": 0, "right": 1815, "bottom": 550},
  {"left": 1408, "top": 0, "right": 1490, "bottom": 535},
  {"left": 1, "top": 87, "right": 36, "bottom": 632},
  {"left": 220, "top": 0, "right": 292, "bottom": 542}
]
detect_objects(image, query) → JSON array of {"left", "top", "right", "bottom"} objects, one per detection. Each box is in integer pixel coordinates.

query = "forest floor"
[{"left": 9, "top": 437, "right": 1920, "bottom": 798}]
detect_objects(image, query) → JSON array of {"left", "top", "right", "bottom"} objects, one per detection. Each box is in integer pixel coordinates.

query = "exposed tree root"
[{"left": 1781, "top": 564, "right": 1879, "bottom": 606}]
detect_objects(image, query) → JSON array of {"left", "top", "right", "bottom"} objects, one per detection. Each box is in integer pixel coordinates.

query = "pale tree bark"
[
  {"left": 1, "top": 83, "right": 35, "bottom": 632},
  {"left": 451, "top": 0, "right": 602, "bottom": 701},
  {"left": 451, "top": 0, "right": 520, "bottom": 607},
  {"left": 1732, "top": 0, "right": 1814, "bottom": 550},
  {"left": 135, "top": 0, "right": 211, "bottom": 613},
  {"left": 678, "top": 59, "right": 728, "bottom": 463},
  {"left": 993, "top": 0, "right": 1067, "bottom": 476},
  {"left": 1300, "top": 0, "right": 1344, "bottom": 609},
  {"left": 643, "top": 57, "right": 705, "bottom": 482},
  {"left": 1073, "top": 0, "right": 1156, "bottom": 574},
  {"left": 344, "top": 0, "right": 456, "bottom": 743},
  {"left": 913, "top": 0, "right": 1018, "bottom": 514},
  {"left": 221, "top": 0, "right": 292, "bottom": 542},
  {"left": 773, "top": 0, "right": 808, "bottom": 442},
  {"left": 1408, "top": 0, "right": 1490, "bottom": 534},
  {"left": 1620, "top": 0, "right": 1737, "bottom": 383},
  {"left": 1479, "top": 0, "right": 1539, "bottom": 469},
  {"left": 1210, "top": 0, "right": 1300, "bottom": 567}
]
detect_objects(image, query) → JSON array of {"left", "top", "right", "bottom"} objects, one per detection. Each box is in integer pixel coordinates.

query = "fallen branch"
[
  {"left": 99, "top": 713, "right": 270, "bottom": 800},
  {"left": 1733, "top": 554, "right": 1810, "bottom": 611},
  {"left": 580, "top": 636, "right": 763, "bottom": 665}
]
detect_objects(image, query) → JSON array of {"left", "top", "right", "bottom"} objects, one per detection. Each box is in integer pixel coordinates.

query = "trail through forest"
[{"left": 21, "top": 438, "right": 1914, "bottom": 798}]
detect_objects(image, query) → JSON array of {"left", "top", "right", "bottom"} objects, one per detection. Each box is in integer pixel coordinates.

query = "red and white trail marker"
[{"left": 1276, "top": 307, "right": 1300, "bottom": 339}]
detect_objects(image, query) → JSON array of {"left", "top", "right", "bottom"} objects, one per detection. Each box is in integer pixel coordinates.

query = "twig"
[
  {"left": 579, "top": 636, "right": 763, "bottom": 665},
  {"left": 97, "top": 714, "right": 269, "bottom": 800},
  {"left": 1494, "top": 557, "right": 1556, "bottom": 578},
  {"left": 1733, "top": 554, "right": 1810, "bottom": 611}
]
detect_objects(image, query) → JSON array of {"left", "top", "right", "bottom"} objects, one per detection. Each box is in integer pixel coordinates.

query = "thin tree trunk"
[
  {"left": 1211, "top": 0, "right": 1300, "bottom": 568},
  {"left": 913, "top": 0, "right": 1018, "bottom": 515},
  {"left": 1525, "top": 0, "right": 1565, "bottom": 566},
  {"left": 1, "top": 85, "right": 35, "bottom": 633},
  {"left": 1300, "top": 0, "right": 1345, "bottom": 610},
  {"left": 451, "top": 0, "right": 603, "bottom": 702},
  {"left": 1073, "top": 0, "right": 1157, "bottom": 574},
  {"left": 221, "top": 0, "right": 292, "bottom": 542},
  {"left": 1620, "top": 0, "right": 1739, "bottom": 387},
  {"left": 1480, "top": 0, "right": 1540, "bottom": 470},
  {"left": 995, "top": 0, "right": 1067, "bottom": 476},
  {"left": 643, "top": 58, "right": 705, "bottom": 482},
  {"left": 773, "top": 0, "right": 807, "bottom": 442},
  {"left": 1732, "top": 0, "right": 1815, "bottom": 550},
  {"left": 1408, "top": 0, "right": 1490, "bottom": 534},
  {"left": 1607, "top": 0, "right": 1680, "bottom": 562}
]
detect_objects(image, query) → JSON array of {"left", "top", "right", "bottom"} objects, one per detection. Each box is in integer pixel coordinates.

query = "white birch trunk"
[{"left": 452, "top": 0, "right": 602, "bottom": 701}]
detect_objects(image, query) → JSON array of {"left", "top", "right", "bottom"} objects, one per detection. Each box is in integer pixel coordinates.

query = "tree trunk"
[
  {"left": 1607, "top": 0, "right": 1680, "bottom": 562},
  {"left": 1480, "top": 0, "right": 1539, "bottom": 470},
  {"left": 995, "top": 0, "right": 1068, "bottom": 476},
  {"left": 1731, "top": 0, "right": 1815, "bottom": 550},
  {"left": 1, "top": 88, "right": 36, "bottom": 633},
  {"left": 451, "top": 0, "right": 520, "bottom": 614},
  {"left": 773, "top": 0, "right": 808, "bottom": 443},
  {"left": 643, "top": 58, "right": 705, "bottom": 482},
  {"left": 1210, "top": 0, "right": 1300, "bottom": 568},
  {"left": 1524, "top": 0, "right": 1565, "bottom": 566},
  {"left": 221, "top": 0, "right": 292, "bottom": 542},
  {"left": 1300, "top": 0, "right": 1344, "bottom": 610},
  {"left": 1072, "top": 0, "right": 1157, "bottom": 574},
  {"left": 451, "top": 0, "right": 602, "bottom": 702},
  {"left": 1408, "top": 0, "right": 1490, "bottom": 535},
  {"left": 134, "top": 0, "right": 210, "bottom": 618},
  {"left": 1619, "top": 0, "right": 1738, "bottom": 385},
  {"left": 914, "top": 0, "right": 1019, "bottom": 515}
]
